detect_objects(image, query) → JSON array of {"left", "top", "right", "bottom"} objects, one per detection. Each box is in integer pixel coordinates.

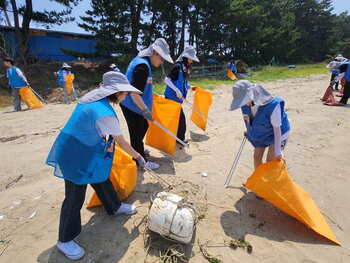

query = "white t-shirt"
[{"left": 96, "top": 116, "right": 122, "bottom": 137}]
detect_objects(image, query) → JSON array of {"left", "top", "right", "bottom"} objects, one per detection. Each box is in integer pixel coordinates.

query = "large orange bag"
[
  {"left": 244, "top": 160, "right": 340, "bottom": 245},
  {"left": 145, "top": 95, "right": 182, "bottom": 155},
  {"left": 227, "top": 69, "right": 238, "bottom": 80},
  {"left": 86, "top": 146, "right": 137, "bottom": 208},
  {"left": 65, "top": 74, "right": 75, "bottom": 95},
  {"left": 19, "top": 86, "right": 44, "bottom": 109},
  {"left": 190, "top": 87, "right": 213, "bottom": 131}
]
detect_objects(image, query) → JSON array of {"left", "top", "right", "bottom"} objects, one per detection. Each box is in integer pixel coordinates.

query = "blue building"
[{"left": 1, "top": 26, "right": 98, "bottom": 62}]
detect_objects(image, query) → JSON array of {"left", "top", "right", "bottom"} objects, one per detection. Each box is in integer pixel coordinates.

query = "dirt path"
[{"left": 0, "top": 74, "right": 349, "bottom": 263}]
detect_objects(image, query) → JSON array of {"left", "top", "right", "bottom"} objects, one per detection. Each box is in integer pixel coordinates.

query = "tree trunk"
[
  {"left": 9, "top": 0, "right": 26, "bottom": 63},
  {"left": 178, "top": 4, "right": 187, "bottom": 55},
  {"left": 21, "top": 0, "right": 33, "bottom": 60},
  {"left": 130, "top": 0, "right": 143, "bottom": 54}
]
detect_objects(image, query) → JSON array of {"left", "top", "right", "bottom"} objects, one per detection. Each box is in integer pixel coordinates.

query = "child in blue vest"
[
  {"left": 230, "top": 80, "right": 291, "bottom": 169},
  {"left": 164, "top": 46, "right": 200, "bottom": 143},
  {"left": 120, "top": 38, "right": 174, "bottom": 170},
  {"left": 46, "top": 72, "right": 146, "bottom": 260},
  {"left": 54, "top": 63, "right": 77, "bottom": 104},
  {"left": 3, "top": 57, "right": 29, "bottom": 111}
]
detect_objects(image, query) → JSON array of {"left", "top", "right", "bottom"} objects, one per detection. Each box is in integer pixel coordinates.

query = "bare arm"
[
  {"left": 130, "top": 93, "right": 148, "bottom": 111},
  {"left": 113, "top": 135, "right": 141, "bottom": 159}
]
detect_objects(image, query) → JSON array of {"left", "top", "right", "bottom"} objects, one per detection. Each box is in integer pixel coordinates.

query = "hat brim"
[
  {"left": 184, "top": 54, "right": 200, "bottom": 63},
  {"left": 79, "top": 84, "right": 142, "bottom": 104},
  {"left": 153, "top": 46, "right": 174, "bottom": 64},
  {"left": 230, "top": 88, "right": 252, "bottom": 111}
]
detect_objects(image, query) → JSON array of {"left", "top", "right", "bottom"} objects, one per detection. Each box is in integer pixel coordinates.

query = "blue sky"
[{"left": 4, "top": 0, "right": 350, "bottom": 34}]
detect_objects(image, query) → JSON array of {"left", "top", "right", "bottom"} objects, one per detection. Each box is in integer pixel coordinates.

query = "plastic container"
[{"left": 148, "top": 192, "right": 196, "bottom": 244}]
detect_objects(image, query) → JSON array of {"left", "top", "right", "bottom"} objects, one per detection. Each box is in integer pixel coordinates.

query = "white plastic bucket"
[{"left": 148, "top": 192, "right": 196, "bottom": 244}]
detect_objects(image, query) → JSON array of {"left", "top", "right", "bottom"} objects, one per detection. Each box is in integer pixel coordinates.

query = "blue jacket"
[
  {"left": 121, "top": 57, "right": 153, "bottom": 115},
  {"left": 164, "top": 62, "right": 190, "bottom": 104},
  {"left": 6, "top": 66, "right": 28, "bottom": 88},
  {"left": 56, "top": 69, "right": 71, "bottom": 86},
  {"left": 113, "top": 68, "right": 121, "bottom": 72},
  {"left": 46, "top": 98, "right": 117, "bottom": 185},
  {"left": 343, "top": 62, "right": 350, "bottom": 82},
  {"left": 241, "top": 97, "right": 290, "bottom": 147}
]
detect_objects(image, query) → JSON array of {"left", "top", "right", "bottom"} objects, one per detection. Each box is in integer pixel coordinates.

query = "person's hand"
[
  {"left": 142, "top": 108, "right": 153, "bottom": 122},
  {"left": 176, "top": 91, "right": 183, "bottom": 100},
  {"left": 244, "top": 131, "right": 248, "bottom": 137},
  {"left": 243, "top": 114, "right": 250, "bottom": 122},
  {"left": 135, "top": 155, "right": 146, "bottom": 168}
]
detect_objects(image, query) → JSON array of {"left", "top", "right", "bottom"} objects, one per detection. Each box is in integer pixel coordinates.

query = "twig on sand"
[
  {"left": 198, "top": 240, "right": 222, "bottom": 263},
  {"left": 0, "top": 240, "right": 11, "bottom": 258},
  {"left": 5, "top": 175, "right": 23, "bottom": 189}
]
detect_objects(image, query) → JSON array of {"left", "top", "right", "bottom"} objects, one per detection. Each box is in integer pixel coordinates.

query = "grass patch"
[
  {"left": 246, "top": 63, "right": 327, "bottom": 82},
  {"left": 153, "top": 63, "right": 328, "bottom": 93}
]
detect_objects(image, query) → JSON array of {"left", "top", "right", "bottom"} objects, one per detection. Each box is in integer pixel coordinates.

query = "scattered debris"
[
  {"left": 228, "top": 238, "right": 253, "bottom": 254},
  {"left": 13, "top": 200, "right": 22, "bottom": 206},
  {"left": 5, "top": 175, "right": 23, "bottom": 189},
  {"left": 28, "top": 211, "right": 36, "bottom": 219},
  {"left": 0, "top": 215, "right": 4, "bottom": 221},
  {"left": 198, "top": 240, "right": 222, "bottom": 263},
  {"left": 0, "top": 135, "right": 26, "bottom": 143},
  {"left": 201, "top": 172, "right": 208, "bottom": 177},
  {"left": 33, "top": 195, "right": 41, "bottom": 201}
]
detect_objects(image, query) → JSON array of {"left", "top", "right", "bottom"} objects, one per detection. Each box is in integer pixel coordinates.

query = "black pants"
[
  {"left": 177, "top": 108, "right": 186, "bottom": 141},
  {"left": 120, "top": 105, "right": 149, "bottom": 160},
  {"left": 340, "top": 80, "right": 350, "bottom": 105},
  {"left": 58, "top": 179, "right": 121, "bottom": 242},
  {"left": 330, "top": 73, "right": 339, "bottom": 90}
]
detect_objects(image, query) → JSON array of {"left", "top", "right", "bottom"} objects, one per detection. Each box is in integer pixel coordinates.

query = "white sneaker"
[
  {"left": 57, "top": 240, "right": 85, "bottom": 260},
  {"left": 145, "top": 161, "right": 160, "bottom": 170},
  {"left": 114, "top": 203, "right": 137, "bottom": 215}
]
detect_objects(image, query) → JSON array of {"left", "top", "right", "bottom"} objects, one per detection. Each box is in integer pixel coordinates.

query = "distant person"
[
  {"left": 3, "top": 57, "right": 29, "bottom": 112},
  {"left": 110, "top": 63, "right": 121, "bottom": 72},
  {"left": 338, "top": 60, "right": 350, "bottom": 105},
  {"left": 227, "top": 61, "right": 237, "bottom": 74},
  {"left": 120, "top": 38, "right": 174, "bottom": 170},
  {"left": 230, "top": 80, "right": 291, "bottom": 168},
  {"left": 326, "top": 56, "right": 345, "bottom": 90},
  {"left": 46, "top": 72, "right": 145, "bottom": 260},
  {"left": 54, "top": 63, "right": 77, "bottom": 104},
  {"left": 164, "top": 46, "right": 200, "bottom": 143}
]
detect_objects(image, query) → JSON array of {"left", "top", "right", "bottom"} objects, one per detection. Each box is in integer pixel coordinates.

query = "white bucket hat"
[
  {"left": 62, "top": 63, "right": 72, "bottom": 68},
  {"left": 138, "top": 38, "right": 174, "bottom": 64},
  {"left": 230, "top": 80, "right": 274, "bottom": 110},
  {"left": 79, "top": 72, "right": 142, "bottom": 104},
  {"left": 176, "top": 45, "right": 199, "bottom": 62},
  {"left": 110, "top": 63, "right": 117, "bottom": 69}
]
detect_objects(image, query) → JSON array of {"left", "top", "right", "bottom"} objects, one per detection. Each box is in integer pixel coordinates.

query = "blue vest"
[
  {"left": 56, "top": 69, "right": 71, "bottom": 86},
  {"left": 6, "top": 66, "right": 27, "bottom": 88},
  {"left": 113, "top": 68, "right": 121, "bottom": 72},
  {"left": 46, "top": 98, "right": 117, "bottom": 185},
  {"left": 331, "top": 69, "right": 340, "bottom": 75},
  {"left": 121, "top": 57, "right": 153, "bottom": 115},
  {"left": 241, "top": 97, "right": 290, "bottom": 147},
  {"left": 164, "top": 62, "right": 190, "bottom": 104},
  {"left": 343, "top": 62, "right": 350, "bottom": 81}
]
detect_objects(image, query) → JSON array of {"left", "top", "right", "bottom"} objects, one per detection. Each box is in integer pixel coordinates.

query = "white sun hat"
[
  {"left": 230, "top": 80, "right": 274, "bottom": 110},
  {"left": 176, "top": 45, "right": 199, "bottom": 62},
  {"left": 62, "top": 63, "right": 72, "bottom": 68},
  {"left": 138, "top": 38, "right": 174, "bottom": 64},
  {"left": 79, "top": 72, "right": 142, "bottom": 104}
]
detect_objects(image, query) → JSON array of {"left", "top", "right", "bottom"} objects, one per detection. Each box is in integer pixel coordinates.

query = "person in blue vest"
[
  {"left": 338, "top": 60, "right": 350, "bottom": 105},
  {"left": 326, "top": 56, "right": 344, "bottom": 90},
  {"left": 54, "top": 63, "right": 77, "bottom": 104},
  {"left": 227, "top": 61, "right": 237, "bottom": 74},
  {"left": 46, "top": 71, "right": 146, "bottom": 260},
  {"left": 230, "top": 80, "right": 291, "bottom": 169},
  {"left": 3, "top": 57, "right": 29, "bottom": 112},
  {"left": 164, "top": 46, "right": 199, "bottom": 143},
  {"left": 120, "top": 38, "right": 174, "bottom": 170},
  {"left": 110, "top": 63, "right": 121, "bottom": 72}
]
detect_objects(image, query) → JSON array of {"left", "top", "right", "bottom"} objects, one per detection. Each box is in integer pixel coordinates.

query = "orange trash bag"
[
  {"left": 19, "top": 86, "right": 44, "bottom": 109},
  {"left": 244, "top": 160, "right": 340, "bottom": 245},
  {"left": 227, "top": 69, "right": 237, "bottom": 80},
  {"left": 86, "top": 147, "right": 137, "bottom": 208},
  {"left": 65, "top": 74, "right": 75, "bottom": 95},
  {"left": 190, "top": 87, "right": 213, "bottom": 131},
  {"left": 145, "top": 95, "right": 181, "bottom": 155}
]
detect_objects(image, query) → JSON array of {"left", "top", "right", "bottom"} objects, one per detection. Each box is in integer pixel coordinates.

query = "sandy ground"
[{"left": 0, "top": 74, "right": 349, "bottom": 263}]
